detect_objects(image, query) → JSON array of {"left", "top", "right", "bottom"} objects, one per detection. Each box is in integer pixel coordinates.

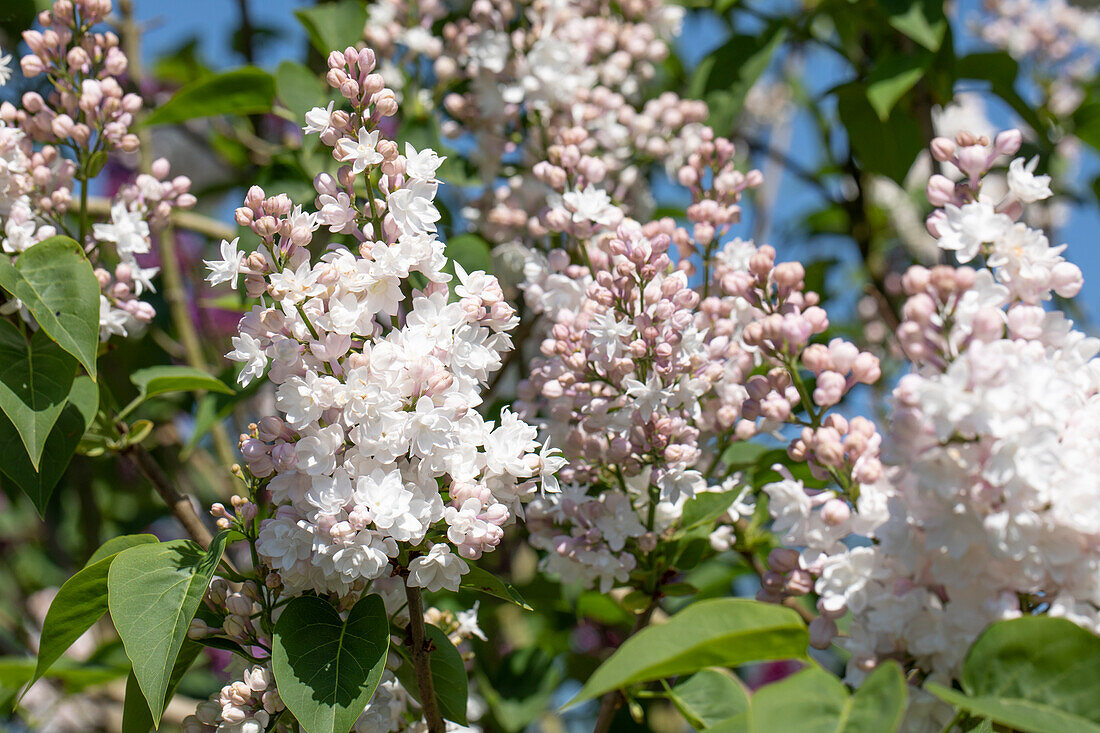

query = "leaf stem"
[{"left": 404, "top": 580, "right": 446, "bottom": 733}]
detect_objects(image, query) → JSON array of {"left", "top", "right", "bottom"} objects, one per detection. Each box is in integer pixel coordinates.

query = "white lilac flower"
[
  {"left": 92, "top": 200, "right": 151, "bottom": 259},
  {"left": 226, "top": 332, "right": 268, "bottom": 386},
  {"left": 204, "top": 237, "right": 244, "bottom": 289},
  {"left": 335, "top": 128, "right": 383, "bottom": 174},
  {"left": 302, "top": 101, "right": 335, "bottom": 135},
  {"left": 562, "top": 184, "right": 621, "bottom": 227},
  {"left": 387, "top": 179, "right": 441, "bottom": 235},
  {"left": 1007, "top": 156, "right": 1053, "bottom": 203},
  {"left": 407, "top": 543, "right": 469, "bottom": 592},
  {"left": 403, "top": 142, "right": 445, "bottom": 181}
]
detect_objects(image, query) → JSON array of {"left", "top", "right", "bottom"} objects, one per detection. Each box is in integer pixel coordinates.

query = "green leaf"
[
  {"left": 295, "top": 1, "right": 369, "bottom": 57},
  {"left": 130, "top": 365, "right": 233, "bottom": 403},
  {"left": 425, "top": 624, "right": 469, "bottom": 725},
  {"left": 836, "top": 82, "right": 925, "bottom": 184},
  {"left": 0, "top": 236, "right": 99, "bottom": 378},
  {"left": 445, "top": 233, "right": 493, "bottom": 275},
  {"left": 121, "top": 642, "right": 202, "bottom": 733},
  {"left": 460, "top": 564, "right": 533, "bottom": 610},
  {"left": 667, "top": 669, "right": 749, "bottom": 729},
  {"left": 0, "top": 321, "right": 77, "bottom": 470},
  {"left": 884, "top": 0, "right": 947, "bottom": 52},
  {"left": 928, "top": 686, "right": 1098, "bottom": 733},
  {"left": 691, "top": 24, "right": 786, "bottom": 134},
  {"left": 32, "top": 534, "right": 159, "bottom": 691},
  {"left": 271, "top": 594, "right": 390, "bottom": 733},
  {"left": 719, "top": 442, "right": 772, "bottom": 471},
  {"left": 576, "top": 591, "right": 633, "bottom": 627},
  {"left": 1074, "top": 81, "right": 1100, "bottom": 153},
  {"left": 866, "top": 54, "right": 930, "bottom": 121},
  {"left": 679, "top": 488, "right": 744, "bottom": 534},
  {"left": 182, "top": 375, "right": 262, "bottom": 459},
  {"left": 87, "top": 534, "right": 162, "bottom": 566},
  {"left": 478, "top": 649, "right": 563, "bottom": 733},
  {"left": 711, "top": 662, "right": 907, "bottom": 732},
  {"left": 567, "top": 599, "right": 808, "bottom": 706},
  {"left": 144, "top": 67, "right": 276, "bottom": 126},
  {"left": 0, "top": 373, "right": 96, "bottom": 513},
  {"left": 276, "top": 60, "right": 328, "bottom": 121},
  {"left": 0, "top": 656, "right": 128, "bottom": 691},
  {"left": 926, "top": 617, "right": 1100, "bottom": 733},
  {"left": 108, "top": 532, "right": 229, "bottom": 726}
]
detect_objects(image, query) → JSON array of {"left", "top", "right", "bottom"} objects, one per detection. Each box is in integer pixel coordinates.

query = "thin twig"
[
  {"left": 123, "top": 445, "right": 213, "bottom": 548},
  {"left": 404, "top": 581, "right": 446, "bottom": 733}
]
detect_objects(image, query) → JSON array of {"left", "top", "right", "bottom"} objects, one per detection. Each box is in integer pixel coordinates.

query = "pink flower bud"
[
  {"left": 930, "top": 137, "right": 956, "bottom": 162},
  {"left": 821, "top": 498, "right": 851, "bottom": 526},
  {"left": 994, "top": 129, "right": 1023, "bottom": 156},
  {"left": 809, "top": 616, "right": 838, "bottom": 649}
]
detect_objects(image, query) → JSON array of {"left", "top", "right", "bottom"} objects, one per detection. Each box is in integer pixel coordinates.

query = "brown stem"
[
  {"left": 592, "top": 594, "right": 661, "bottom": 733},
  {"left": 123, "top": 445, "right": 214, "bottom": 548},
  {"left": 404, "top": 580, "right": 446, "bottom": 733}
]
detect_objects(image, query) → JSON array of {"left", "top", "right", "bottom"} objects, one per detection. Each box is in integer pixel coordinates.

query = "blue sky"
[{"left": 131, "top": 0, "right": 1100, "bottom": 323}]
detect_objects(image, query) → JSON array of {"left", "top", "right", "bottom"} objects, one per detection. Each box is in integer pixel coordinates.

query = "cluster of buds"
[
  {"left": 677, "top": 130, "right": 762, "bottom": 250},
  {"left": 789, "top": 414, "right": 883, "bottom": 488},
  {"left": 184, "top": 663, "right": 283, "bottom": 733},
  {"left": 714, "top": 245, "right": 881, "bottom": 441},
  {"left": 324, "top": 46, "right": 398, "bottom": 119},
  {"left": 927, "top": 129, "right": 1022, "bottom": 195},
  {"left": 521, "top": 224, "right": 705, "bottom": 492},
  {"left": 2, "top": 0, "right": 195, "bottom": 341},
  {"left": 18, "top": 0, "right": 139, "bottom": 152}
]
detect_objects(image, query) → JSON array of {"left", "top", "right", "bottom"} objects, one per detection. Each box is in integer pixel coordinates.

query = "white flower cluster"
[
  {"left": 0, "top": 1, "right": 197, "bottom": 341},
  {"left": 210, "top": 45, "right": 558, "bottom": 600},
  {"left": 763, "top": 136, "right": 1100, "bottom": 729}
]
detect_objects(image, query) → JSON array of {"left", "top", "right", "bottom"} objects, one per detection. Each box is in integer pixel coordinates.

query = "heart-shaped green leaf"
[
  {"left": 108, "top": 531, "right": 229, "bottom": 727},
  {"left": 0, "top": 236, "right": 99, "bottom": 379},
  {"left": 272, "top": 593, "right": 390, "bottom": 733},
  {"left": 31, "top": 534, "right": 159, "bottom": 692},
  {"left": 0, "top": 320, "right": 78, "bottom": 470},
  {"left": 927, "top": 616, "right": 1100, "bottom": 733},
  {"left": 0, "top": 373, "right": 96, "bottom": 513},
  {"left": 568, "top": 599, "right": 808, "bottom": 706}
]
